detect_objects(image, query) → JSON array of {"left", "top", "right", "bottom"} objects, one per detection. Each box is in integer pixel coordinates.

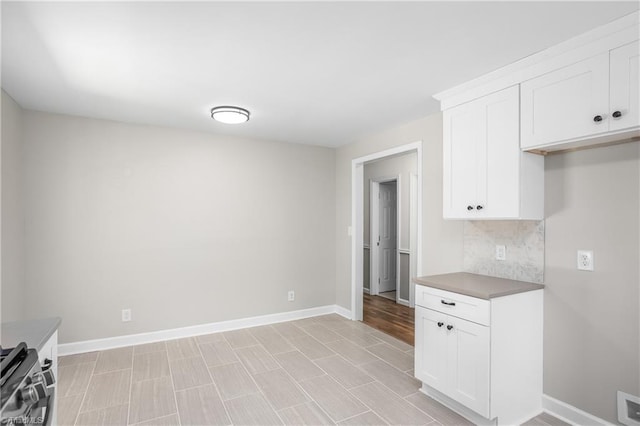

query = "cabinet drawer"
[{"left": 415, "top": 286, "right": 490, "bottom": 326}]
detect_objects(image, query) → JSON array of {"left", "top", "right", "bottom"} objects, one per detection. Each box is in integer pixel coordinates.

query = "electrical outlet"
[
  {"left": 577, "top": 250, "right": 594, "bottom": 271},
  {"left": 287, "top": 291, "right": 295, "bottom": 302},
  {"left": 122, "top": 308, "right": 132, "bottom": 322},
  {"left": 495, "top": 245, "right": 506, "bottom": 261}
]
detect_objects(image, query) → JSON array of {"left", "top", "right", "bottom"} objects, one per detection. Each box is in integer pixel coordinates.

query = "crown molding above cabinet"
[{"left": 434, "top": 11, "right": 639, "bottom": 111}]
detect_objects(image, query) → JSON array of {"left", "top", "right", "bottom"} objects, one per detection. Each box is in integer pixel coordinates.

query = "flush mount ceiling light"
[{"left": 210, "top": 106, "right": 250, "bottom": 124}]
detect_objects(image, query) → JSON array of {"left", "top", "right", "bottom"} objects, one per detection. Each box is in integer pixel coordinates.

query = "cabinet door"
[
  {"left": 447, "top": 317, "right": 490, "bottom": 418},
  {"left": 444, "top": 86, "right": 521, "bottom": 219},
  {"left": 521, "top": 53, "right": 609, "bottom": 149},
  {"left": 414, "top": 306, "right": 448, "bottom": 393},
  {"left": 482, "top": 85, "right": 520, "bottom": 218},
  {"left": 610, "top": 40, "right": 640, "bottom": 132},
  {"left": 443, "top": 101, "right": 481, "bottom": 218}
]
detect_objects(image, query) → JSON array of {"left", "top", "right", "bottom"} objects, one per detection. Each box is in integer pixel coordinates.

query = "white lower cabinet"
[{"left": 414, "top": 286, "right": 543, "bottom": 425}]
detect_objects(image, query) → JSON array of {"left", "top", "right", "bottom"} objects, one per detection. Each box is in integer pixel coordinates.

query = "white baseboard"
[
  {"left": 334, "top": 304, "right": 352, "bottom": 319},
  {"left": 542, "top": 394, "right": 613, "bottom": 426},
  {"left": 363, "top": 288, "right": 370, "bottom": 295},
  {"left": 417, "top": 387, "right": 611, "bottom": 426},
  {"left": 397, "top": 298, "right": 410, "bottom": 307},
  {"left": 59, "top": 304, "right": 352, "bottom": 356}
]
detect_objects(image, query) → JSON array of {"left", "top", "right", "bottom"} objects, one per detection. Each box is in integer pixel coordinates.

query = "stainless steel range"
[{"left": 0, "top": 342, "right": 55, "bottom": 426}]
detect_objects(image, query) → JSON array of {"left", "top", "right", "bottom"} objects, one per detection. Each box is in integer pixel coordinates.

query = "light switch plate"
[{"left": 495, "top": 245, "right": 506, "bottom": 261}]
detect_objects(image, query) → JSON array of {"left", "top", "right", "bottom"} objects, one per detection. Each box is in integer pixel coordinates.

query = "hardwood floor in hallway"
[{"left": 362, "top": 293, "right": 414, "bottom": 346}]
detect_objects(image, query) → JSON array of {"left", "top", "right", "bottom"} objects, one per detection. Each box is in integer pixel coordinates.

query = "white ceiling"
[{"left": 2, "top": 2, "right": 638, "bottom": 147}]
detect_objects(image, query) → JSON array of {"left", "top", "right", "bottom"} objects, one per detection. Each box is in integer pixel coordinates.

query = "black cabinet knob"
[
  {"left": 612, "top": 111, "right": 622, "bottom": 118},
  {"left": 437, "top": 322, "right": 444, "bottom": 328},
  {"left": 467, "top": 205, "right": 474, "bottom": 211},
  {"left": 593, "top": 115, "right": 603, "bottom": 122},
  {"left": 476, "top": 205, "right": 484, "bottom": 210},
  {"left": 446, "top": 325, "right": 454, "bottom": 331}
]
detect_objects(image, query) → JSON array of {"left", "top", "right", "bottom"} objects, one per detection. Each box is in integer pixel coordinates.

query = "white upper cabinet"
[
  {"left": 443, "top": 86, "right": 544, "bottom": 220},
  {"left": 521, "top": 40, "right": 640, "bottom": 150},
  {"left": 520, "top": 53, "right": 609, "bottom": 148},
  {"left": 609, "top": 40, "right": 640, "bottom": 132}
]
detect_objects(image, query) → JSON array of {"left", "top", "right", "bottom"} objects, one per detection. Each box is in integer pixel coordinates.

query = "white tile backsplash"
[{"left": 463, "top": 221, "right": 544, "bottom": 283}]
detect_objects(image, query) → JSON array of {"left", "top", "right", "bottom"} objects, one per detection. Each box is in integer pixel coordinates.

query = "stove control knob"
[
  {"left": 33, "top": 370, "right": 56, "bottom": 387},
  {"left": 19, "top": 382, "right": 47, "bottom": 405}
]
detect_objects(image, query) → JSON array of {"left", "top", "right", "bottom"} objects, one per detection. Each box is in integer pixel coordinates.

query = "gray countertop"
[
  {"left": 414, "top": 272, "right": 544, "bottom": 300},
  {"left": 1, "top": 317, "right": 62, "bottom": 352}
]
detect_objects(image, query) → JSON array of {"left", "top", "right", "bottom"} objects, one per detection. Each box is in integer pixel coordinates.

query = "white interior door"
[{"left": 378, "top": 182, "right": 397, "bottom": 293}]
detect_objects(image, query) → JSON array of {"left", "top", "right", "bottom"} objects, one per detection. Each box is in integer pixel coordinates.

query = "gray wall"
[
  {"left": 20, "top": 110, "right": 336, "bottom": 344},
  {"left": 1, "top": 91, "right": 25, "bottom": 322},
  {"left": 335, "top": 113, "right": 464, "bottom": 311},
  {"left": 543, "top": 142, "right": 639, "bottom": 423},
  {"left": 399, "top": 253, "right": 410, "bottom": 301}
]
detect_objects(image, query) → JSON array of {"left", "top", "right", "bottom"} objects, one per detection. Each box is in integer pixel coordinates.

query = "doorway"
[{"left": 351, "top": 141, "right": 422, "bottom": 325}]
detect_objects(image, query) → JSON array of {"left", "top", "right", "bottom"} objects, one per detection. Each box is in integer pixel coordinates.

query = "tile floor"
[{"left": 57, "top": 314, "right": 562, "bottom": 426}]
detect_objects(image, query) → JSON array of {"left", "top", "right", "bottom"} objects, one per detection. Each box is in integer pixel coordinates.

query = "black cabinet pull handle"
[
  {"left": 437, "top": 322, "right": 444, "bottom": 327},
  {"left": 593, "top": 115, "right": 603, "bottom": 122},
  {"left": 441, "top": 300, "right": 456, "bottom": 306},
  {"left": 476, "top": 205, "right": 483, "bottom": 210},
  {"left": 467, "top": 205, "right": 474, "bottom": 211},
  {"left": 447, "top": 325, "right": 454, "bottom": 331},
  {"left": 612, "top": 111, "right": 622, "bottom": 118}
]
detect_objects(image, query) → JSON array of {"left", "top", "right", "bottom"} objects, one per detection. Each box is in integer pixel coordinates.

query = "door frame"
[
  {"left": 351, "top": 141, "right": 423, "bottom": 320},
  {"left": 369, "top": 176, "right": 400, "bottom": 297}
]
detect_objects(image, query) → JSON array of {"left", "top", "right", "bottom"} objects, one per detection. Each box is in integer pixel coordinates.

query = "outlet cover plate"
[
  {"left": 495, "top": 245, "right": 506, "bottom": 261},
  {"left": 618, "top": 391, "right": 640, "bottom": 426},
  {"left": 577, "top": 250, "right": 594, "bottom": 271}
]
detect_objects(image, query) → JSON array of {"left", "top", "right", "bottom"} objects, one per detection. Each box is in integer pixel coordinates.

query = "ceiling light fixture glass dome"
[{"left": 210, "top": 106, "right": 250, "bottom": 124}]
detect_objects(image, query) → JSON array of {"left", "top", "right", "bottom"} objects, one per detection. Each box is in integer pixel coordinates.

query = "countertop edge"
[
  {"left": 413, "top": 273, "right": 544, "bottom": 300},
  {"left": 1, "top": 317, "right": 62, "bottom": 352}
]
